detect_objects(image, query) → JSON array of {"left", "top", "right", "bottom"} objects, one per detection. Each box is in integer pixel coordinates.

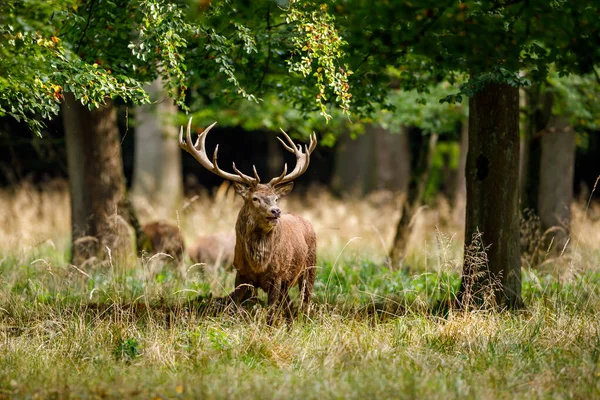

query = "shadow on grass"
[{"left": 0, "top": 294, "right": 463, "bottom": 338}]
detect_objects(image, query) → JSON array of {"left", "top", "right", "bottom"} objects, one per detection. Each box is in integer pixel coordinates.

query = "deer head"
[{"left": 179, "top": 118, "right": 317, "bottom": 231}]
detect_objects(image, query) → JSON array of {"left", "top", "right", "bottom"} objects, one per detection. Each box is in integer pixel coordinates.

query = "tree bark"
[
  {"left": 454, "top": 121, "right": 468, "bottom": 225},
  {"left": 538, "top": 116, "right": 575, "bottom": 252},
  {"left": 132, "top": 78, "right": 182, "bottom": 217},
  {"left": 458, "top": 83, "right": 523, "bottom": 309},
  {"left": 63, "top": 94, "right": 132, "bottom": 266},
  {"left": 389, "top": 131, "right": 438, "bottom": 268}
]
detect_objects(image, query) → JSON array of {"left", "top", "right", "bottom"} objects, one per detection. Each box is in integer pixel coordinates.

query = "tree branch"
[
  {"left": 254, "top": 3, "right": 272, "bottom": 92},
  {"left": 75, "top": 0, "right": 96, "bottom": 54},
  {"left": 593, "top": 66, "right": 600, "bottom": 85}
]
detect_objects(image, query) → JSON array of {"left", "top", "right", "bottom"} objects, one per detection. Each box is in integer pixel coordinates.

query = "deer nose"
[{"left": 270, "top": 207, "right": 281, "bottom": 218}]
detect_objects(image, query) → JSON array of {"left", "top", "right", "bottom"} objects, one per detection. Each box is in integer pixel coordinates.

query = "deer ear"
[
  {"left": 274, "top": 182, "right": 294, "bottom": 197},
  {"left": 233, "top": 182, "right": 250, "bottom": 199}
]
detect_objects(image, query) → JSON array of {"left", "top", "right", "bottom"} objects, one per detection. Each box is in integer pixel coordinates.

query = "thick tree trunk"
[
  {"left": 459, "top": 83, "right": 522, "bottom": 309},
  {"left": 132, "top": 78, "right": 182, "bottom": 217},
  {"left": 538, "top": 116, "right": 575, "bottom": 252},
  {"left": 63, "top": 94, "right": 132, "bottom": 266},
  {"left": 389, "top": 132, "right": 438, "bottom": 268}
]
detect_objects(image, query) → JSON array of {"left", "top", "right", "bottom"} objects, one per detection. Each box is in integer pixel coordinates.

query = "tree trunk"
[
  {"left": 331, "top": 129, "right": 376, "bottom": 195},
  {"left": 521, "top": 87, "right": 553, "bottom": 213},
  {"left": 453, "top": 121, "right": 468, "bottom": 225},
  {"left": 389, "top": 132, "right": 438, "bottom": 268},
  {"left": 538, "top": 116, "right": 575, "bottom": 252},
  {"left": 458, "top": 83, "right": 522, "bottom": 309},
  {"left": 132, "top": 78, "right": 182, "bottom": 217},
  {"left": 520, "top": 87, "right": 555, "bottom": 265},
  {"left": 63, "top": 94, "right": 133, "bottom": 266},
  {"left": 373, "top": 124, "right": 411, "bottom": 193},
  {"left": 332, "top": 124, "right": 411, "bottom": 196}
]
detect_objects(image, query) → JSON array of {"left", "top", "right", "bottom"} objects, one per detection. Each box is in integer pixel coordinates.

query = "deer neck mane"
[{"left": 236, "top": 205, "right": 281, "bottom": 269}]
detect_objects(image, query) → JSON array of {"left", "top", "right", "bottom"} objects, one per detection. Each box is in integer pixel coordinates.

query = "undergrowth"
[
  {"left": 1, "top": 246, "right": 600, "bottom": 399},
  {"left": 1, "top": 182, "right": 599, "bottom": 398}
]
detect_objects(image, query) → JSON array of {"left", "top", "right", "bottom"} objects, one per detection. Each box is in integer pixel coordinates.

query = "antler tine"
[
  {"left": 252, "top": 165, "right": 261, "bottom": 182},
  {"left": 271, "top": 163, "right": 288, "bottom": 184},
  {"left": 211, "top": 145, "right": 225, "bottom": 175},
  {"left": 178, "top": 118, "right": 257, "bottom": 185},
  {"left": 277, "top": 129, "right": 296, "bottom": 153},
  {"left": 232, "top": 162, "right": 257, "bottom": 184},
  {"left": 269, "top": 129, "right": 317, "bottom": 186},
  {"left": 310, "top": 132, "right": 317, "bottom": 152}
]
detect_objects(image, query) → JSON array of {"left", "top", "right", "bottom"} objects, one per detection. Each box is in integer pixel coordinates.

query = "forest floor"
[{"left": 1, "top": 181, "right": 599, "bottom": 399}]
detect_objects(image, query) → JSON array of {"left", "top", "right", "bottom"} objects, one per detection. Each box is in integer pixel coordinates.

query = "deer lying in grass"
[
  {"left": 188, "top": 231, "right": 236, "bottom": 270},
  {"left": 125, "top": 198, "right": 185, "bottom": 265},
  {"left": 179, "top": 119, "right": 317, "bottom": 319},
  {"left": 137, "top": 220, "right": 185, "bottom": 264}
]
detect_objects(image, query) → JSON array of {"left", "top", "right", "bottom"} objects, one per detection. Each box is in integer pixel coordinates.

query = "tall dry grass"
[
  {"left": 0, "top": 179, "right": 460, "bottom": 263},
  {"left": 1, "top": 179, "right": 600, "bottom": 398}
]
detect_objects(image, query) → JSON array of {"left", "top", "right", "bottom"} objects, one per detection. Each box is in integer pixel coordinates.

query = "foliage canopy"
[
  {"left": 0, "top": 0, "right": 354, "bottom": 135},
  {"left": 1, "top": 0, "right": 599, "bottom": 137}
]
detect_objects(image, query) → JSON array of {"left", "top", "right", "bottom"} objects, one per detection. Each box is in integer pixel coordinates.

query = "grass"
[{"left": 1, "top": 180, "right": 600, "bottom": 399}]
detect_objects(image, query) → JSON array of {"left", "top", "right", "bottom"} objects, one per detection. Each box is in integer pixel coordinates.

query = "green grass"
[{"left": 1, "top": 246, "right": 600, "bottom": 399}]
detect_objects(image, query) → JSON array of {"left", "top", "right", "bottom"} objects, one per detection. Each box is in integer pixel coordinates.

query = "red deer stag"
[{"left": 179, "top": 118, "right": 317, "bottom": 319}]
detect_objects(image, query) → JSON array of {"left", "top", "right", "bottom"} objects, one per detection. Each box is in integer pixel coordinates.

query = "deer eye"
[{"left": 252, "top": 196, "right": 259, "bottom": 202}]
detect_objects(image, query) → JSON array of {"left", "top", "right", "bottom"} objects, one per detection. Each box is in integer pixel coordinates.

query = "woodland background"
[{"left": 1, "top": 0, "right": 600, "bottom": 398}]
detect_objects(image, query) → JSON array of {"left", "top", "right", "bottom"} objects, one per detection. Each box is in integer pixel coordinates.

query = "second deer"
[{"left": 179, "top": 118, "right": 317, "bottom": 320}]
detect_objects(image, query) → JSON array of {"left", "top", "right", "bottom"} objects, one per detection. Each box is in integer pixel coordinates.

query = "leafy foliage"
[
  {"left": 0, "top": 0, "right": 148, "bottom": 134},
  {"left": 550, "top": 73, "right": 600, "bottom": 131},
  {"left": 1, "top": 0, "right": 354, "bottom": 135},
  {"left": 286, "top": 1, "right": 353, "bottom": 120},
  {"left": 333, "top": 1, "right": 600, "bottom": 105}
]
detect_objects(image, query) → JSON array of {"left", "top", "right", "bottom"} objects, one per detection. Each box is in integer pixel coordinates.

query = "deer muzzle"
[{"left": 266, "top": 207, "right": 281, "bottom": 223}]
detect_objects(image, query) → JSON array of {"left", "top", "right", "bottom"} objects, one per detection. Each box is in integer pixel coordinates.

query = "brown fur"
[
  {"left": 230, "top": 183, "right": 317, "bottom": 320},
  {"left": 187, "top": 231, "right": 236, "bottom": 269},
  {"left": 138, "top": 220, "right": 185, "bottom": 265}
]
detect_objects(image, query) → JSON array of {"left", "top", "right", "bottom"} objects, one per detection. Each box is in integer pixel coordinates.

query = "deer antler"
[
  {"left": 179, "top": 117, "right": 259, "bottom": 185},
  {"left": 269, "top": 129, "right": 317, "bottom": 186}
]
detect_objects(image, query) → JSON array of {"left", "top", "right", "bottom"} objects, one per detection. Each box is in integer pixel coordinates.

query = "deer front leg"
[
  {"left": 230, "top": 273, "right": 256, "bottom": 305},
  {"left": 267, "top": 277, "right": 282, "bottom": 325},
  {"left": 279, "top": 282, "right": 294, "bottom": 321},
  {"left": 298, "top": 265, "right": 315, "bottom": 316}
]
